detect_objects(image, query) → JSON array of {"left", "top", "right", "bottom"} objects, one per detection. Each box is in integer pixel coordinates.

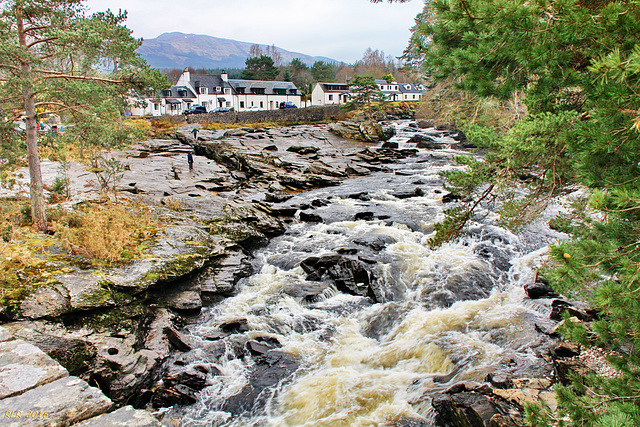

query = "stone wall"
[{"left": 186, "top": 106, "right": 344, "bottom": 125}]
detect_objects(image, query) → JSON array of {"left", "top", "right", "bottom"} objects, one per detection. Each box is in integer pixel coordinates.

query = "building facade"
[{"left": 129, "top": 69, "right": 302, "bottom": 116}]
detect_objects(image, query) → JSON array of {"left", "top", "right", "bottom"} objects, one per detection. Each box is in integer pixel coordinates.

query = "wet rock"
[
  {"left": 392, "top": 187, "right": 425, "bottom": 199},
  {"left": 163, "top": 327, "right": 192, "bottom": 352},
  {"left": 382, "top": 141, "right": 399, "bottom": 149},
  {"left": 474, "top": 243, "right": 513, "bottom": 273},
  {"left": 347, "top": 192, "right": 371, "bottom": 201},
  {"left": 221, "top": 351, "right": 299, "bottom": 415},
  {"left": 282, "top": 282, "right": 331, "bottom": 302},
  {"left": 524, "top": 282, "right": 558, "bottom": 299},
  {"left": 218, "top": 318, "right": 250, "bottom": 334},
  {"left": 299, "top": 255, "right": 378, "bottom": 302},
  {"left": 354, "top": 211, "right": 375, "bottom": 221},
  {"left": 552, "top": 342, "right": 581, "bottom": 359},
  {"left": 299, "top": 212, "right": 323, "bottom": 223},
  {"left": 442, "top": 192, "right": 462, "bottom": 203},
  {"left": 162, "top": 364, "right": 208, "bottom": 390},
  {"left": 549, "top": 299, "right": 593, "bottom": 321},
  {"left": 431, "top": 383, "right": 523, "bottom": 427}
]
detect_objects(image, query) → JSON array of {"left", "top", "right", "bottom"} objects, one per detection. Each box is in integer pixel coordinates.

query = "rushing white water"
[{"left": 162, "top": 122, "right": 565, "bottom": 426}]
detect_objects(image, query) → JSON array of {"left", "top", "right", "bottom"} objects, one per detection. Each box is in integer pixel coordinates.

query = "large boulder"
[
  {"left": 299, "top": 254, "right": 380, "bottom": 302},
  {"left": 329, "top": 121, "right": 394, "bottom": 142}
]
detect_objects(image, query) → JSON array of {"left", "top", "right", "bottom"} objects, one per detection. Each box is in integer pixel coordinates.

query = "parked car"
[
  {"left": 213, "top": 107, "right": 229, "bottom": 113},
  {"left": 183, "top": 106, "right": 207, "bottom": 115},
  {"left": 279, "top": 102, "right": 297, "bottom": 109},
  {"left": 244, "top": 106, "right": 260, "bottom": 111}
]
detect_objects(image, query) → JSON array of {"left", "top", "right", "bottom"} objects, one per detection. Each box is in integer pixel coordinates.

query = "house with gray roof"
[
  {"left": 129, "top": 69, "right": 302, "bottom": 116},
  {"left": 311, "top": 82, "right": 351, "bottom": 106}
]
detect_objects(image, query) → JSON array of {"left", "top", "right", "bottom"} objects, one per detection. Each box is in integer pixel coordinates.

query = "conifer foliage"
[
  {"left": 0, "top": 0, "right": 165, "bottom": 231},
  {"left": 407, "top": 0, "right": 640, "bottom": 424}
]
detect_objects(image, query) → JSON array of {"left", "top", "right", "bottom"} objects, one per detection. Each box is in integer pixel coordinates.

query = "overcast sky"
[{"left": 83, "top": 0, "right": 425, "bottom": 64}]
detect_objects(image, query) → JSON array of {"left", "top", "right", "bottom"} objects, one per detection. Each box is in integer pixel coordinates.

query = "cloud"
[{"left": 84, "top": 0, "right": 425, "bottom": 63}]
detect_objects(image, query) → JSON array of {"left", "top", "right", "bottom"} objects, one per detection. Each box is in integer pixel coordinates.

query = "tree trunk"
[{"left": 17, "top": 5, "right": 47, "bottom": 232}]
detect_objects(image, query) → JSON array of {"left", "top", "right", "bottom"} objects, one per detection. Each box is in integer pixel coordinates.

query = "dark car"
[
  {"left": 183, "top": 106, "right": 207, "bottom": 115},
  {"left": 213, "top": 107, "right": 229, "bottom": 113},
  {"left": 279, "top": 102, "right": 297, "bottom": 109}
]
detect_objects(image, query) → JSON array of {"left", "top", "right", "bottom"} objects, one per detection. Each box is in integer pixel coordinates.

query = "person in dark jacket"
[{"left": 187, "top": 151, "right": 194, "bottom": 170}]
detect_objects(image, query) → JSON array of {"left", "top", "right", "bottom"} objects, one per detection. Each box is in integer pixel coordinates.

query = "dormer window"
[
  {"left": 251, "top": 88, "right": 265, "bottom": 95},
  {"left": 216, "top": 86, "right": 222, "bottom": 93},
  {"left": 274, "top": 88, "right": 286, "bottom": 95},
  {"left": 237, "top": 87, "right": 245, "bottom": 94},
  {"left": 199, "top": 87, "right": 207, "bottom": 94},
  {"left": 162, "top": 89, "right": 171, "bottom": 97},
  {"left": 178, "top": 89, "right": 187, "bottom": 97}
]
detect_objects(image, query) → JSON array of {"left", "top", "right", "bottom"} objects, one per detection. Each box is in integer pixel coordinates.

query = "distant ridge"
[{"left": 137, "top": 32, "right": 341, "bottom": 69}]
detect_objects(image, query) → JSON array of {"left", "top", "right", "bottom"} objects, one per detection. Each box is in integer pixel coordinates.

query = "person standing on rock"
[
  {"left": 192, "top": 127, "right": 198, "bottom": 140},
  {"left": 187, "top": 151, "right": 194, "bottom": 171}
]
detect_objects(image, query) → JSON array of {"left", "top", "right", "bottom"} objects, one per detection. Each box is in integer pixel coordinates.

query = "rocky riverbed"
[{"left": 0, "top": 120, "right": 610, "bottom": 425}]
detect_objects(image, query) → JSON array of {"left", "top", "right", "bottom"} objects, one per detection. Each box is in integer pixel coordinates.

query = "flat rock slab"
[
  {"left": 74, "top": 405, "right": 161, "bottom": 427},
  {"left": 0, "top": 339, "right": 68, "bottom": 399},
  {"left": 0, "top": 327, "right": 12, "bottom": 343},
  {"left": 0, "top": 376, "right": 113, "bottom": 427}
]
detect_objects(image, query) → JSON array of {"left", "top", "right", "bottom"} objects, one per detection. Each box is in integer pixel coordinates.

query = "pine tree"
[
  {"left": 407, "top": 0, "right": 640, "bottom": 424},
  {"left": 0, "top": 0, "right": 165, "bottom": 231}
]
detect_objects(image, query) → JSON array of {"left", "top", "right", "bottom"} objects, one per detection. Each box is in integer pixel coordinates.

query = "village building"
[
  {"left": 310, "top": 79, "right": 426, "bottom": 106},
  {"left": 129, "top": 69, "right": 302, "bottom": 116},
  {"left": 311, "top": 82, "right": 351, "bottom": 106}
]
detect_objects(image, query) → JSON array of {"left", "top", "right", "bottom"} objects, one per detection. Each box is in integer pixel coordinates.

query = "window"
[
  {"left": 289, "top": 89, "right": 297, "bottom": 94},
  {"left": 178, "top": 90, "right": 187, "bottom": 97},
  {"left": 274, "top": 89, "right": 286, "bottom": 95},
  {"left": 216, "top": 86, "right": 221, "bottom": 92},
  {"left": 251, "top": 88, "right": 265, "bottom": 95},
  {"left": 237, "top": 87, "right": 245, "bottom": 94},
  {"left": 413, "top": 95, "right": 416, "bottom": 99},
  {"left": 154, "top": 103, "right": 159, "bottom": 111},
  {"left": 328, "top": 95, "right": 333, "bottom": 101},
  {"left": 240, "top": 101, "right": 245, "bottom": 108},
  {"left": 224, "top": 88, "right": 231, "bottom": 94},
  {"left": 162, "top": 89, "right": 171, "bottom": 97},
  {"left": 199, "top": 87, "right": 207, "bottom": 94},
  {"left": 260, "top": 101, "right": 264, "bottom": 108}
]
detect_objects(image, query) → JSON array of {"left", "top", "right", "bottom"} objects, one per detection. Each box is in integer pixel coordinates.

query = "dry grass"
[
  {"left": 0, "top": 197, "right": 161, "bottom": 307},
  {"left": 52, "top": 200, "right": 160, "bottom": 263}
]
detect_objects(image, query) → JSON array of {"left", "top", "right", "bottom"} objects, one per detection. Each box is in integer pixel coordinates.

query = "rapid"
[{"left": 160, "top": 122, "right": 566, "bottom": 426}]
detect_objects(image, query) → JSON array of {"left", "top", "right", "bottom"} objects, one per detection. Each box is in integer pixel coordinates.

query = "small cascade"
[{"left": 160, "top": 121, "right": 566, "bottom": 426}]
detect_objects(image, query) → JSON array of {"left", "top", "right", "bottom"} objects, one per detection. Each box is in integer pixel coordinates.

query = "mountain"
[{"left": 137, "top": 32, "right": 341, "bottom": 70}]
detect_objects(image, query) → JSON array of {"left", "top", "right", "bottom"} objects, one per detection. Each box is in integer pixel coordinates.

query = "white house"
[
  {"left": 311, "top": 82, "right": 351, "bottom": 106},
  {"left": 398, "top": 83, "right": 426, "bottom": 102},
  {"left": 129, "top": 69, "right": 302, "bottom": 116},
  {"left": 375, "top": 80, "right": 401, "bottom": 101}
]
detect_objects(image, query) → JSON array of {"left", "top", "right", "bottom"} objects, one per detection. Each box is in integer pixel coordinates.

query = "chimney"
[
  {"left": 178, "top": 67, "right": 191, "bottom": 86},
  {"left": 221, "top": 70, "right": 228, "bottom": 82}
]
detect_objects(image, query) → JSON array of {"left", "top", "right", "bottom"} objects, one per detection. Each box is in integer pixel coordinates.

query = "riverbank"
[{"left": 0, "top": 120, "right": 608, "bottom": 425}]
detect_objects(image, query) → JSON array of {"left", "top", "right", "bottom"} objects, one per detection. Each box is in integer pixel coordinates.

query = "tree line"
[{"left": 161, "top": 46, "right": 421, "bottom": 98}]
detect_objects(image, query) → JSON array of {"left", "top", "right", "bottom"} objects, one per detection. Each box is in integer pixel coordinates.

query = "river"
[{"left": 159, "top": 122, "right": 565, "bottom": 426}]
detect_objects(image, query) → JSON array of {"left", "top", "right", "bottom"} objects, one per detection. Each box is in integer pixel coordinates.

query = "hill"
[{"left": 137, "top": 32, "right": 341, "bottom": 69}]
